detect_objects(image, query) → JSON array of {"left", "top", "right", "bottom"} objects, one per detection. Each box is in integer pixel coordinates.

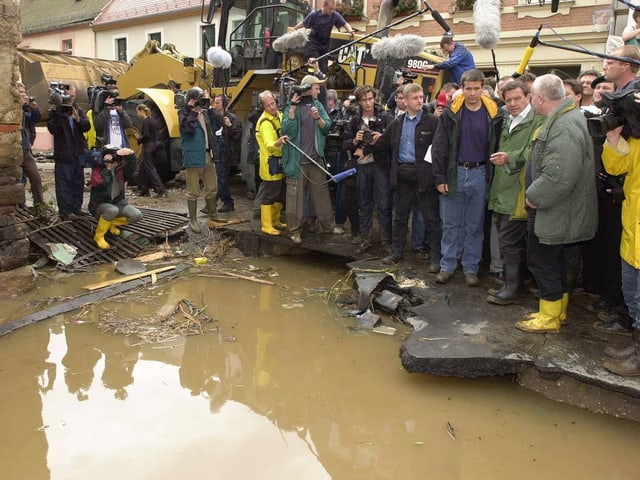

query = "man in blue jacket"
[{"left": 426, "top": 35, "right": 476, "bottom": 86}]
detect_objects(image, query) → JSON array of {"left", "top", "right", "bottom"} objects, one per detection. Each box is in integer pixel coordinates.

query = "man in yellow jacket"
[
  {"left": 255, "top": 90, "right": 288, "bottom": 235},
  {"left": 601, "top": 116, "right": 640, "bottom": 376}
]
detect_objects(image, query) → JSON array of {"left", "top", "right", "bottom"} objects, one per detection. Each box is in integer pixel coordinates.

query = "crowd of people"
[
  {"left": 17, "top": 5, "right": 640, "bottom": 377},
  {"left": 243, "top": 40, "right": 640, "bottom": 377}
]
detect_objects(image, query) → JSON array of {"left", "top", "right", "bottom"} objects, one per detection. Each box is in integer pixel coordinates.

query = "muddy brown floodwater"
[{"left": 1, "top": 254, "right": 640, "bottom": 479}]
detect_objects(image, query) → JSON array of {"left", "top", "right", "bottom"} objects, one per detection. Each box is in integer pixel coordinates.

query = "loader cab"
[{"left": 226, "top": 1, "right": 309, "bottom": 79}]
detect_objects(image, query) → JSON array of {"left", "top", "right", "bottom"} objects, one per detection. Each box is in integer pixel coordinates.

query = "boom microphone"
[
  {"left": 473, "top": 0, "right": 501, "bottom": 49},
  {"left": 272, "top": 29, "right": 308, "bottom": 53},
  {"left": 514, "top": 25, "right": 542, "bottom": 76},
  {"left": 423, "top": 2, "right": 452, "bottom": 34},
  {"left": 370, "top": 34, "right": 426, "bottom": 60},
  {"left": 206, "top": 46, "right": 232, "bottom": 68}
]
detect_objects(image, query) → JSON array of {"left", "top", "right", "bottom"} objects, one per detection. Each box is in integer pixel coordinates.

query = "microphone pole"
[
  {"left": 285, "top": 139, "right": 356, "bottom": 183},
  {"left": 537, "top": 39, "right": 640, "bottom": 66},
  {"left": 310, "top": 1, "right": 450, "bottom": 68},
  {"left": 513, "top": 25, "right": 542, "bottom": 77}
]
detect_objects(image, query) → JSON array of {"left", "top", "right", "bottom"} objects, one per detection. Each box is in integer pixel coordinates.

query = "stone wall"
[{"left": 0, "top": 0, "right": 29, "bottom": 271}]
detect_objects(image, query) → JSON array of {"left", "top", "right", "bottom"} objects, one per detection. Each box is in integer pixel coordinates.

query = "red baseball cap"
[{"left": 436, "top": 91, "right": 448, "bottom": 108}]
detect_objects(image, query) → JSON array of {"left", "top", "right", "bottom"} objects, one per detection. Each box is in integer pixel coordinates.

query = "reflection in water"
[
  {"left": 1, "top": 256, "right": 640, "bottom": 479},
  {"left": 62, "top": 322, "right": 100, "bottom": 401},
  {"left": 0, "top": 325, "right": 54, "bottom": 479}
]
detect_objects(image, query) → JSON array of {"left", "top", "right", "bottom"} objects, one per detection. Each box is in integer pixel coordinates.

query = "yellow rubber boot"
[
  {"left": 516, "top": 298, "right": 562, "bottom": 334},
  {"left": 261, "top": 205, "right": 280, "bottom": 236},
  {"left": 94, "top": 217, "right": 112, "bottom": 250},
  {"left": 273, "top": 202, "right": 287, "bottom": 230},
  {"left": 559, "top": 292, "right": 569, "bottom": 324},
  {"left": 109, "top": 216, "right": 128, "bottom": 236}
]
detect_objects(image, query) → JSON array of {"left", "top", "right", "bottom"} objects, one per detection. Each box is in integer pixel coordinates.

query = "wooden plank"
[
  {"left": 82, "top": 265, "right": 176, "bottom": 290},
  {"left": 0, "top": 264, "right": 191, "bottom": 336}
]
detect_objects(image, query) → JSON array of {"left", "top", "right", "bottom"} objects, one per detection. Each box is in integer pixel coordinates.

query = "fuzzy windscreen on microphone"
[
  {"left": 207, "top": 46, "right": 233, "bottom": 69},
  {"left": 473, "top": 0, "right": 501, "bottom": 49},
  {"left": 272, "top": 29, "right": 308, "bottom": 53},
  {"left": 371, "top": 35, "right": 426, "bottom": 60}
]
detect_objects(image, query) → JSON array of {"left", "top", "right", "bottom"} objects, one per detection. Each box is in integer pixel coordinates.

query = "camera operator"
[
  {"left": 88, "top": 146, "right": 141, "bottom": 250},
  {"left": 343, "top": 85, "right": 394, "bottom": 254},
  {"left": 179, "top": 87, "right": 220, "bottom": 233},
  {"left": 17, "top": 81, "right": 44, "bottom": 209},
  {"left": 281, "top": 74, "right": 341, "bottom": 244},
  {"left": 46, "top": 83, "right": 91, "bottom": 220},
  {"left": 93, "top": 91, "right": 132, "bottom": 149}
]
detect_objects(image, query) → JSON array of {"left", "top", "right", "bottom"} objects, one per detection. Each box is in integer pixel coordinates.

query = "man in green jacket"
[
  {"left": 516, "top": 74, "right": 597, "bottom": 333},
  {"left": 487, "top": 81, "right": 544, "bottom": 305},
  {"left": 281, "top": 75, "right": 342, "bottom": 244}
]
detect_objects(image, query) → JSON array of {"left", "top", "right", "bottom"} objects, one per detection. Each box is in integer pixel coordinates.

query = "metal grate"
[{"left": 14, "top": 207, "right": 187, "bottom": 268}]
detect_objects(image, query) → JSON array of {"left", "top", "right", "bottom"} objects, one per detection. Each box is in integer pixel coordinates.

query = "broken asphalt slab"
[{"left": 342, "top": 259, "right": 640, "bottom": 420}]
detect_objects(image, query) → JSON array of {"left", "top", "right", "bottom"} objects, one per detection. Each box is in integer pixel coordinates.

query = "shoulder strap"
[{"left": 258, "top": 116, "right": 281, "bottom": 135}]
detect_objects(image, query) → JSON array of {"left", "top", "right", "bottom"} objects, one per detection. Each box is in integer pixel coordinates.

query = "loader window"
[{"left": 201, "top": 25, "right": 216, "bottom": 59}]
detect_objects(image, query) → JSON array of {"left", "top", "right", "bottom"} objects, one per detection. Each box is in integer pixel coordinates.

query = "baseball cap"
[
  {"left": 436, "top": 91, "right": 448, "bottom": 108},
  {"left": 301, "top": 75, "right": 327, "bottom": 86},
  {"left": 590, "top": 75, "right": 607, "bottom": 89}
]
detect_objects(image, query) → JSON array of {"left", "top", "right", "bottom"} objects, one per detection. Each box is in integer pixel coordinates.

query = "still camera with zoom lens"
[
  {"left": 587, "top": 80, "right": 640, "bottom": 138},
  {"left": 81, "top": 144, "right": 122, "bottom": 168},
  {"left": 360, "top": 118, "right": 383, "bottom": 146}
]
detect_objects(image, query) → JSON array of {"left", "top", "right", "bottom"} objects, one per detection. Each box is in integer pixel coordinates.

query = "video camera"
[
  {"left": 393, "top": 68, "right": 419, "bottom": 86},
  {"left": 87, "top": 74, "right": 120, "bottom": 112},
  {"left": 587, "top": 80, "right": 640, "bottom": 138},
  {"left": 275, "top": 75, "right": 314, "bottom": 109},
  {"left": 174, "top": 91, "right": 210, "bottom": 110},
  {"left": 48, "top": 82, "right": 73, "bottom": 114}
]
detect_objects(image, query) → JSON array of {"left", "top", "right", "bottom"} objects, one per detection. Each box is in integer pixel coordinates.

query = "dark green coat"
[{"left": 526, "top": 99, "right": 597, "bottom": 245}]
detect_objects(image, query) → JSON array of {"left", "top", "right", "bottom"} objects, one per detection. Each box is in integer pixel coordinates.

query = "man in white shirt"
[{"left": 486, "top": 81, "right": 545, "bottom": 305}]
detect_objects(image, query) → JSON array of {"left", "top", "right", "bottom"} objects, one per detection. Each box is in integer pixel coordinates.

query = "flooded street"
[{"left": 1, "top": 254, "right": 640, "bottom": 479}]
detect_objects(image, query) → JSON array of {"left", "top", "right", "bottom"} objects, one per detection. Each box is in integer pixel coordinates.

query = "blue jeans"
[
  {"left": 215, "top": 160, "right": 234, "bottom": 207},
  {"left": 440, "top": 165, "right": 487, "bottom": 274},
  {"left": 621, "top": 259, "right": 640, "bottom": 329}
]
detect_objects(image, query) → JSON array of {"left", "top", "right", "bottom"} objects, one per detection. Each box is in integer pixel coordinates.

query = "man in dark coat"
[{"left": 46, "top": 84, "right": 91, "bottom": 220}]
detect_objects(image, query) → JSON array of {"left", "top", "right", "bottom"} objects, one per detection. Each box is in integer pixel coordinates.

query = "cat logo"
[{"left": 336, "top": 43, "right": 370, "bottom": 66}]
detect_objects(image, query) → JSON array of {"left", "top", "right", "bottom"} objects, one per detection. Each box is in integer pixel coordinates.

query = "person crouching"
[{"left": 89, "top": 146, "right": 142, "bottom": 249}]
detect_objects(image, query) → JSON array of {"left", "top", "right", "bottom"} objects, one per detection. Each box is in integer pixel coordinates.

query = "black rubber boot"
[
  {"left": 487, "top": 263, "right": 522, "bottom": 305},
  {"left": 604, "top": 329, "right": 640, "bottom": 377}
]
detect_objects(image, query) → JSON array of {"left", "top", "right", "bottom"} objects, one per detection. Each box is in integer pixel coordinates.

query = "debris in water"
[
  {"left": 447, "top": 422, "right": 456, "bottom": 440},
  {"left": 282, "top": 303, "right": 304, "bottom": 309},
  {"left": 372, "top": 325, "right": 397, "bottom": 336},
  {"left": 356, "top": 309, "right": 381, "bottom": 329},
  {"left": 97, "top": 298, "right": 215, "bottom": 343}
]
